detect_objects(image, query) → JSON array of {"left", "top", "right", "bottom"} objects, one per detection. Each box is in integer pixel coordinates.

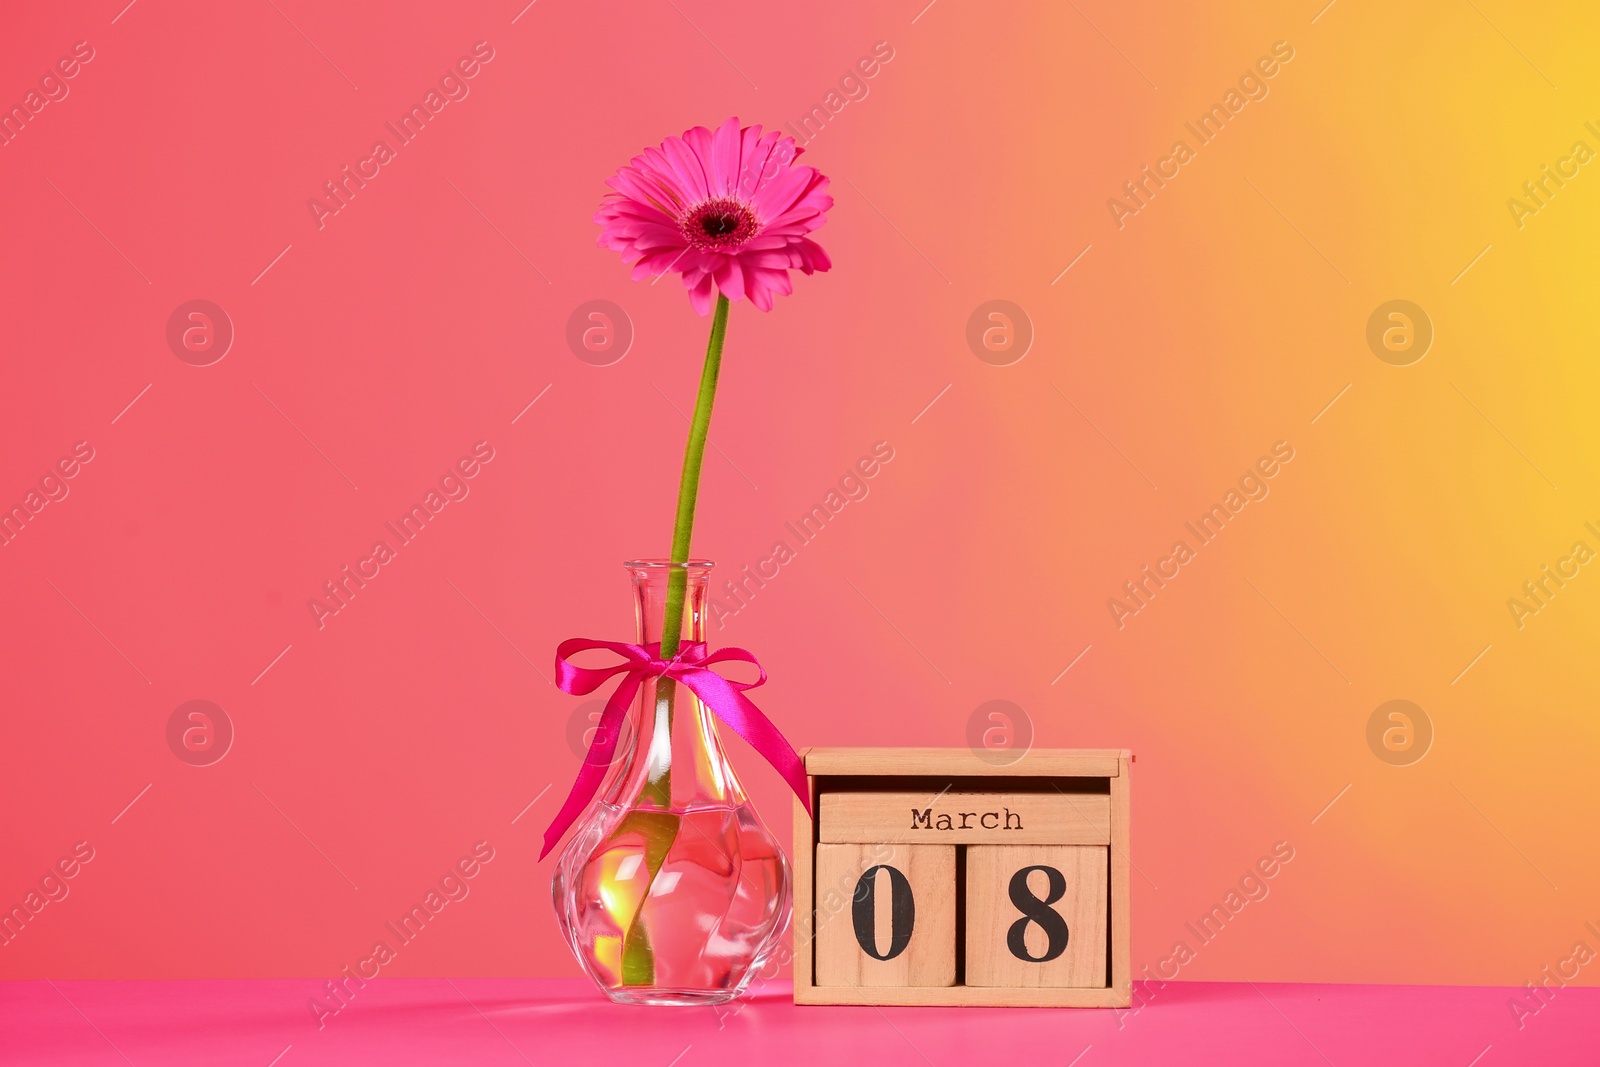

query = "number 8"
[{"left": 1006, "top": 865, "right": 1070, "bottom": 963}]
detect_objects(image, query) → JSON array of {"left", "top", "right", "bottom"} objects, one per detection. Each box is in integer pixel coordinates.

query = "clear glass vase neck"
[{"left": 604, "top": 560, "right": 747, "bottom": 811}]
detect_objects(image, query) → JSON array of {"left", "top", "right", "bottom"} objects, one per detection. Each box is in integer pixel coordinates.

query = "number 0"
[{"left": 852, "top": 864, "right": 915, "bottom": 961}]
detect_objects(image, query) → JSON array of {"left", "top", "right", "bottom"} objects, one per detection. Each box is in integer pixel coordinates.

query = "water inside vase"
[{"left": 554, "top": 800, "right": 788, "bottom": 1002}]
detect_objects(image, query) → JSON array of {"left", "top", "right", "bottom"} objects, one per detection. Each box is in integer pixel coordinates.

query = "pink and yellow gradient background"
[{"left": 3, "top": 0, "right": 1598, "bottom": 991}]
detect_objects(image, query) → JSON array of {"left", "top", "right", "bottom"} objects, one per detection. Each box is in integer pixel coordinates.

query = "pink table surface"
[{"left": 2, "top": 978, "right": 1594, "bottom": 1066}]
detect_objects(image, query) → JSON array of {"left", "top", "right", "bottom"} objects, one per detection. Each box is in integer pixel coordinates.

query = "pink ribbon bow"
[{"left": 541, "top": 638, "right": 812, "bottom": 859}]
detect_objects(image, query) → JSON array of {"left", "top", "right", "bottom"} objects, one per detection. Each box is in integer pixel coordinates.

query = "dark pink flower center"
[{"left": 682, "top": 198, "right": 758, "bottom": 250}]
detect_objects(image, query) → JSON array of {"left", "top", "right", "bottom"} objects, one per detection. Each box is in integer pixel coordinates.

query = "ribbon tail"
[
  {"left": 540, "top": 673, "right": 642, "bottom": 859},
  {"left": 680, "top": 669, "right": 812, "bottom": 817}
]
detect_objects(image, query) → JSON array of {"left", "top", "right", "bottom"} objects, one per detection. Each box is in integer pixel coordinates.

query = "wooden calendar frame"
[{"left": 792, "top": 747, "right": 1132, "bottom": 1007}]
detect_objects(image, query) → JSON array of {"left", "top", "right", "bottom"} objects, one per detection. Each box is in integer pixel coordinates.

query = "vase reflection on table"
[{"left": 551, "top": 560, "right": 792, "bottom": 1005}]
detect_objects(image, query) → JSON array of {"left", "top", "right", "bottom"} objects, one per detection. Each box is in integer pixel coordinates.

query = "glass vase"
[{"left": 551, "top": 560, "right": 792, "bottom": 1005}]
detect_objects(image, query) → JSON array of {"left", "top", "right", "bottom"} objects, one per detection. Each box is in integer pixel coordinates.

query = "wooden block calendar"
[{"left": 793, "top": 747, "right": 1132, "bottom": 1007}]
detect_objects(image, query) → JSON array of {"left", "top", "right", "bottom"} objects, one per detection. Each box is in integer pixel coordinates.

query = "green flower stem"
[
  {"left": 660, "top": 293, "right": 730, "bottom": 659},
  {"left": 621, "top": 293, "right": 730, "bottom": 986}
]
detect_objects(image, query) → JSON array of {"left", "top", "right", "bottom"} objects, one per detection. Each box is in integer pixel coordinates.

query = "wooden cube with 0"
[
  {"left": 793, "top": 747, "right": 1132, "bottom": 1007},
  {"left": 813, "top": 843, "right": 957, "bottom": 987}
]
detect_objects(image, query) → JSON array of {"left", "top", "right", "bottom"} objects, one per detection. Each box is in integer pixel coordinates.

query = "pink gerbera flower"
[{"left": 596, "top": 117, "right": 833, "bottom": 314}]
